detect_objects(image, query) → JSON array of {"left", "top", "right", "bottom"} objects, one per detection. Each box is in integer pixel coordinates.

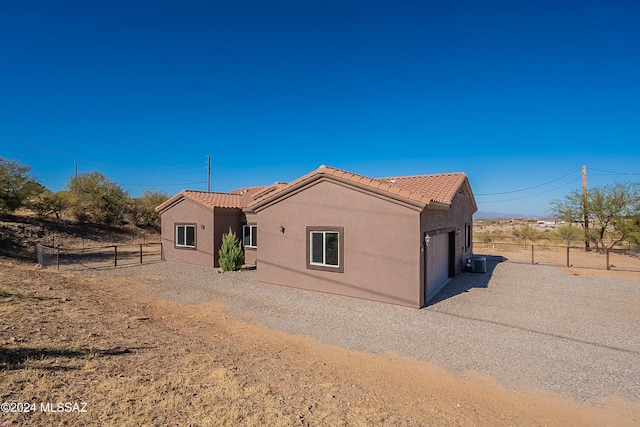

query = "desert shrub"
[
  {"left": 554, "top": 224, "right": 581, "bottom": 245},
  {"left": 0, "top": 157, "right": 44, "bottom": 213},
  {"left": 512, "top": 224, "right": 542, "bottom": 246},
  {"left": 218, "top": 227, "right": 244, "bottom": 272},
  {"left": 131, "top": 190, "right": 168, "bottom": 229},
  {"left": 67, "top": 172, "right": 129, "bottom": 224},
  {"left": 30, "top": 190, "right": 71, "bottom": 219}
]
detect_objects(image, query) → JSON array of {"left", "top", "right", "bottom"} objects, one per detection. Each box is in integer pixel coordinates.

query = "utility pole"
[
  {"left": 582, "top": 165, "right": 589, "bottom": 251},
  {"left": 74, "top": 160, "right": 78, "bottom": 178},
  {"left": 207, "top": 155, "right": 211, "bottom": 192}
]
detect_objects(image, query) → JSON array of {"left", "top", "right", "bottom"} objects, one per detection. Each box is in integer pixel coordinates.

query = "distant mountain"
[{"left": 474, "top": 211, "right": 529, "bottom": 220}]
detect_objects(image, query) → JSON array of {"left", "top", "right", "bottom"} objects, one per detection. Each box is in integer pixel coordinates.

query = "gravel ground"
[{"left": 86, "top": 259, "right": 640, "bottom": 404}]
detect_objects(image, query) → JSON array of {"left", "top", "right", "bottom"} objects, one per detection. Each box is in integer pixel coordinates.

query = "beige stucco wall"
[
  {"left": 243, "top": 211, "right": 258, "bottom": 266},
  {"left": 160, "top": 199, "right": 215, "bottom": 267},
  {"left": 419, "top": 190, "right": 475, "bottom": 304},
  {"left": 213, "top": 208, "right": 243, "bottom": 268},
  {"left": 255, "top": 179, "right": 422, "bottom": 307},
  {"left": 159, "top": 200, "right": 245, "bottom": 268}
]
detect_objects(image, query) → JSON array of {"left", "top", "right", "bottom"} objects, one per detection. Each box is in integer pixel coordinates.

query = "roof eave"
[
  {"left": 155, "top": 193, "right": 219, "bottom": 214},
  {"left": 249, "top": 173, "right": 427, "bottom": 213},
  {"left": 424, "top": 201, "right": 451, "bottom": 212},
  {"left": 461, "top": 177, "right": 478, "bottom": 213},
  {"left": 155, "top": 193, "right": 186, "bottom": 214}
]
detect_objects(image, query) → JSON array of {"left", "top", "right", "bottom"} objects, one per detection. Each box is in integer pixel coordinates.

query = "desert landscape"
[
  {"left": 3, "top": 2, "right": 639, "bottom": 424},
  {"left": 1, "top": 216, "right": 640, "bottom": 426}
]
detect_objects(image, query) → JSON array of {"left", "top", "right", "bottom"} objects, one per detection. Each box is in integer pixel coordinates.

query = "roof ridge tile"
[{"left": 243, "top": 165, "right": 473, "bottom": 211}]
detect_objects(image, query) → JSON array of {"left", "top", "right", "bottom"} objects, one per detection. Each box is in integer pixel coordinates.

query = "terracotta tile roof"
[
  {"left": 158, "top": 166, "right": 475, "bottom": 214},
  {"left": 155, "top": 190, "right": 243, "bottom": 212},
  {"left": 231, "top": 183, "right": 289, "bottom": 205},
  {"left": 156, "top": 183, "right": 291, "bottom": 213},
  {"left": 377, "top": 173, "right": 468, "bottom": 205},
  {"left": 184, "top": 190, "right": 244, "bottom": 209},
  {"left": 248, "top": 165, "right": 475, "bottom": 210}
]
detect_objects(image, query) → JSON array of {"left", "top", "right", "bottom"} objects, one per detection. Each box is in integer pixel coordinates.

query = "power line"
[
  {"left": 0, "top": 135, "right": 207, "bottom": 184},
  {"left": 480, "top": 177, "right": 581, "bottom": 203},
  {"left": 211, "top": 168, "right": 245, "bottom": 188},
  {"left": 0, "top": 91, "right": 100, "bottom": 136},
  {"left": 0, "top": 80, "right": 205, "bottom": 175},
  {"left": 475, "top": 168, "right": 581, "bottom": 196},
  {"left": 1, "top": 111, "right": 205, "bottom": 179},
  {"left": 0, "top": 102, "right": 112, "bottom": 145},
  {"left": 125, "top": 183, "right": 190, "bottom": 187},
  {"left": 588, "top": 167, "right": 640, "bottom": 176}
]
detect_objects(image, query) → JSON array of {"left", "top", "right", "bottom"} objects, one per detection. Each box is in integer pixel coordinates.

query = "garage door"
[{"left": 425, "top": 231, "right": 451, "bottom": 302}]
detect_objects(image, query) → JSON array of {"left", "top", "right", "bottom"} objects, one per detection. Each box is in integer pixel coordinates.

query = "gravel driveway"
[{"left": 89, "top": 258, "right": 640, "bottom": 404}]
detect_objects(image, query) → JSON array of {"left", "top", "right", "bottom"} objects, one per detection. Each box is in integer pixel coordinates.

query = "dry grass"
[
  {"left": 0, "top": 261, "right": 287, "bottom": 426},
  {"left": 0, "top": 213, "right": 160, "bottom": 261},
  {"left": 473, "top": 220, "right": 640, "bottom": 276},
  {"left": 2, "top": 258, "right": 640, "bottom": 426},
  {"left": 0, "top": 260, "right": 399, "bottom": 426}
]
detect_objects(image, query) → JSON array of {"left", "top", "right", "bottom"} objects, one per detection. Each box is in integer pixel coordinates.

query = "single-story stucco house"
[
  {"left": 155, "top": 183, "right": 287, "bottom": 268},
  {"left": 156, "top": 165, "right": 477, "bottom": 308}
]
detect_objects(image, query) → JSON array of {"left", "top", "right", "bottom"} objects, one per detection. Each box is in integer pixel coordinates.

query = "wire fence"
[
  {"left": 473, "top": 241, "right": 640, "bottom": 273},
  {"left": 36, "top": 243, "right": 163, "bottom": 270}
]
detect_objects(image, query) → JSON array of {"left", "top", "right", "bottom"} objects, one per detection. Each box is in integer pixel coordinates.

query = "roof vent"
[{"left": 390, "top": 179, "right": 397, "bottom": 184}]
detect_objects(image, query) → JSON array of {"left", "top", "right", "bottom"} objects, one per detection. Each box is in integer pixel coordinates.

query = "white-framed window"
[
  {"left": 306, "top": 226, "right": 344, "bottom": 272},
  {"left": 243, "top": 224, "right": 257, "bottom": 248},
  {"left": 175, "top": 224, "right": 196, "bottom": 249},
  {"left": 311, "top": 231, "right": 339, "bottom": 266}
]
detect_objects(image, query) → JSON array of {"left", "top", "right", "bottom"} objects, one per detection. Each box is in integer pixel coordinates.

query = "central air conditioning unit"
[{"left": 469, "top": 256, "right": 487, "bottom": 273}]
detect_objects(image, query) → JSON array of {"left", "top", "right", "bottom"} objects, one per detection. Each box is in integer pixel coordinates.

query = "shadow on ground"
[
  {"left": 0, "top": 290, "right": 60, "bottom": 302},
  {"left": 0, "top": 346, "right": 139, "bottom": 370},
  {"left": 428, "top": 255, "right": 506, "bottom": 306}
]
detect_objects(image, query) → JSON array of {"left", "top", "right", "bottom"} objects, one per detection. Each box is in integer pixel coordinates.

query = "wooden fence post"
[
  {"left": 566, "top": 246, "right": 570, "bottom": 267},
  {"left": 531, "top": 245, "right": 535, "bottom": 264},
  {"left": 56, "top": 248, "right": 60, "bottom": 270},
  {"left": 114, "top": 246, "right": 118, "bottom": 267},
  {"left": 606, "top": 248, "right": 610, "bottom": 270},
  {"left": 140, "top": 244, "right": 143, "bottom": 264}
]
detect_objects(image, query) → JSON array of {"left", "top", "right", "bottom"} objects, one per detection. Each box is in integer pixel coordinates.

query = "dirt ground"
[
  {"left": 473, "top": 219, "right": 640, "bottom": 275},
  {"left": 474, "top": 243, "right": 640, "bottom": 278},
  {"left": 1, "top": 258, "right": 640, "bottom": 426}
]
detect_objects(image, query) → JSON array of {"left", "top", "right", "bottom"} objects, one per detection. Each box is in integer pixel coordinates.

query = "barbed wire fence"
[{"left": 36, "top": 243, "right": 163, "bottom": 270}]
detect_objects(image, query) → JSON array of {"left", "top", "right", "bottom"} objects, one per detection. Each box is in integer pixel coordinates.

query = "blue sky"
[{"left": 1, "top": 0, "right": 639, "bottom": 216}]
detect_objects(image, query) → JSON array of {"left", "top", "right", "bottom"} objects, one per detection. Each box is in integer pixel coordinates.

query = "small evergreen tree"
[{"left": 218, "top": 227, "right": 244, "bottom": 272}]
